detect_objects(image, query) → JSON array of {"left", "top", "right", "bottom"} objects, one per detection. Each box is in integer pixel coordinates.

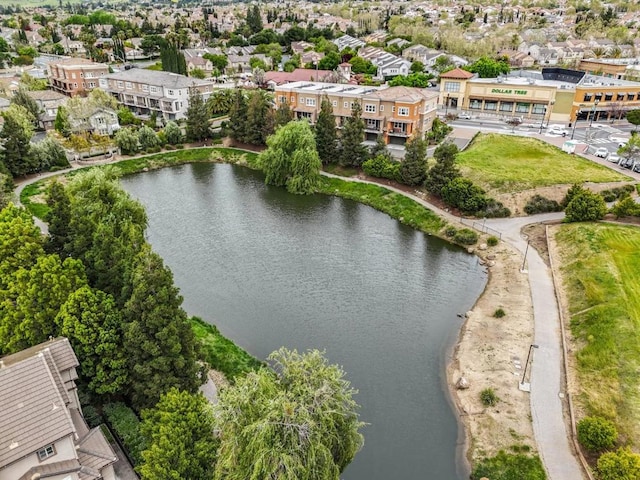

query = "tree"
[
  {"left": 258, "top": 120, "right": 322, "bottom": 195},
  {"left": 115, "top": 127, "right": 139, "bottom": 155},
  {"left": 315, "top": 96, "right": 338, "bottom": 164},
  {"left": 0, "top": 104, "right": 35, "bottom": 177},
  {"left": 618, "top": 134, "right": 640, "bottom": 164},
  {"left": 244, "top": 90, "right": 273, "bottom": 145},
  {"left": 57, "top": 286, "right": 128, "bottom": 395},
  {"left": 465, "top": 56, "right": 510, "bottom": 78},
  {"left": 441, "top": 177, "right": 488, "bottom": 214},
  {"left": 206, "top": 89, "right": 233, "bottom": 116},
  {"left": 626, "top": 109, "right": 640, "bottom": 131},
  {"left": 163, "top": 121, "right": 183, "bottom": 145},
  {"left": 11, "top": 87, "right": 40, "bottom": 123},
  {"left": 597, "top": 448, "right": 640, "bottom": 480},
  {"left": 140, "top": 389, "right": 217, "bottom": 480},
  {"left": 138, "top": 125, "right": 159, "bottom": 150},
  {"left": 246, "top": 4, "right": 263, "bottom": 34},
  {"left": 45, "top": 181, "right": 72, "bottom": 256},
  {"left": 433, "top": 55, "right": 455, "bottom": 74},
  {"left": 370, "top": 134, "right": 391, "bottom": 160},
  {"left": 213, "top": 348, "right": 364, "bottom": 480},
  {"left": 318, "top": 51, "right": 341, "bottom": 71},
  {"left": 54, "top": 105, "right": 72, "bottom": 137},
  {"left": 186, "top": 88, "right": 210, "bottom": 142},
  {"left": 564, "top": 190, "right": 607, "bottom": 222},
  {"left": 274, "top": 100, "right": 294, "bottom": 128},
  {"left": 190, "top": 68, "right": 206, "bottom": 79},
  {"left": 349, "top": 56, "right": 376, "bottom": 75},
  {"left": 30, "top": 137, "right": 69, "bottom": 172},
  {"left": 203, "top": 53, "right": 228, "bottom": 72},
  {"left": 0, "top": 253, "right": 86, "bottom": 354},
  {"left": 122, "top": 245, "right": 202, "bottom": 410},
  {"left": 227, "top": 90, "right": 248, "bottom": 143},
  {"left": 117, "top": 106, "right": 138, "bottom": 126},
  {"left": 410, "top": 61, "right": 425, "bottom": 73},
  {"left": 160, "top": 42, "right": 187, "bottom": 75},
  {"left": 400, "top": 132, "right": 428, "bottom": 186},
  {"left": 389, "top": 72, "right": 434, "bottom": 88},
  {"left": 340, "top": 102, "right": 367, "bottom": 168}
]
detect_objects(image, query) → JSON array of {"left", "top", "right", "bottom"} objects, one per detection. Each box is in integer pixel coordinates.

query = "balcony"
[
  {"left": 365, "top": 120, "right": 381, "bottom": 133},
  {"left": 388, "top": 126, "right": 409, "bottom": 137}
]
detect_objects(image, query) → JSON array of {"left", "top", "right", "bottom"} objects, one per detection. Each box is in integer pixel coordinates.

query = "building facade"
[
  {"left": 0, "top": 338, "right": 117, "bottom": 480},
  {"left": 99, "top": 70, "right": 216, "bottom": 121},
  {"left": 48, "top": 58, "right": 110, "bottom": 97},
  {"left": 274, "top": 81, "right": 439, "bottom": 146}
]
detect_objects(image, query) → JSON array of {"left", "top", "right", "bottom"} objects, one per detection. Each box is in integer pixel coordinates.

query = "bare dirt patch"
[{"left": 448, "top": 241, "right": 537, "bottom": 462}]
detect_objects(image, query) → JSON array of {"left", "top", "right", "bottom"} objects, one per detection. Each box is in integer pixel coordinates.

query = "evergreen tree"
[
  {"left": 315, "top": 96, "right": 337, "bottom": 164},
  {"left": 339, "top": 102, "right": 367, "bottom": 167},
  {"left": 138, "top": 125, "right": 159, "bottom": 150},
  {"left": 0, "top": 104, "right": 35, "bottom": 177},
  {"left": 400, "top": 132, "right": 428, "bottom": 186},
  {"left": 57, "top": 286, "right": 128, "bottom": 395},
  {"left": 227, "top": 89, "right": 247, "bottom": 143},
  {"left": 244, "top": 90, "right": 271, "bottom": 145},
  {"left": 185, "top": 88, "right": 210, "bottom": 142},
  {"left": 370, "top": 134, "right": 391, "bottom": 161},
  {"left": 425, "top": 142, "right": 461, "bottom": 197},
  {"left": 163, "top": 121, "right": 183, "bottom": 145},
  {"left": 122, "top": 245, "right": 203, "bottom": 410},
  {"left": 246, "top": 4, "right": 263, "bottom": 34},
  {"left": 274, "top": 99, "right": 293, "bottom": 128},
  {"left": 140, "top": 389, "right": 218, "bottom": 480},
  {"left": 258, "top": 120, "right": 322, "bottom": 195},
  {"left": 11, "top": 88, "right": 40, "bottom": 124},
  {"left": 45, "top": 181, "right": 71, "bottom": 256}
]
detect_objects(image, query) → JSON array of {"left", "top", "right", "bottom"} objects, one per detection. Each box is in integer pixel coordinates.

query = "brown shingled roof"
[{"left": 440, "top": 67, "right": 474, "bottom": 79}]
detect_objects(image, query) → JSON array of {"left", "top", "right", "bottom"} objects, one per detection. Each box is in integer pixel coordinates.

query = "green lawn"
[
  {"left": 555, "top": 223, "right": 640, "bottom": 444},
  {"left": 456, "top": 134, "right": 630, "bottom": 193}
]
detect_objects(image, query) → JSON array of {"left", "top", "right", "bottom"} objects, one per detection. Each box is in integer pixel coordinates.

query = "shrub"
[
  {"left": 564, "top": 190, "right": 607, "bottom": 223},
  {"left": 611, "top": 195, "right": 640, "bottom": 218},
  {"left": 480, "top": 198, "right": 511, "bottom": 218},
  {"left": 103, "top": 402, "right": 146, "bottom": 465},
  {"left": 600, "top": 189, "right": 618, "bottom": 202},
  {"left": 524, "top": 194, "right": 562, "bottom": 215},
  {"left": 441, "top": 177, "right": 488, "bottom": 214},
  {"left": 472, "top": 450, "right": 546, "bottom": 480},
  {"left": 82, "top": 405, "right": 102, "bottom": 428},
  {"left": 562, "top": 183, "right": 586, "bottom": 208},
  {"left": 362, "top": 154, "right": 401, "bottom": 182},
  {"left": 444, "top": 226, "right": 457, "bottom": 237},
  {"left": 597, "top": 448, "right": 640, "bottom": 480},
  {"left": 480, "top": 387, "right": 499, "bottom": 407},
  {"left": 577, "top": 416, "right": 617, "bottom": 452},
  {"left": 494, "top": 308, "right": 506, "bottom": 318},
  {"left": 487, "top": 236, "right": 499, "bottom": 247},
  {"left": 454, "top": 228, "right": 478, "bottom": 245}
]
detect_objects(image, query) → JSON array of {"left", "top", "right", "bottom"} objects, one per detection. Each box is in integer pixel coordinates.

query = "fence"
[{"left": 459, "top": 217, "right": 502, "bottom": 239}]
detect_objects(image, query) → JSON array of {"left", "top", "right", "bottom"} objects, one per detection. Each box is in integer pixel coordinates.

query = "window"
[
  {"left": 299, "top": 97, "right": 305, "bottom": 103},
  {"left": 583, "top": 93, "right": 593, "bottom": 102},
  {"left": 37, "top": 444, "right": 56, "bottom": 461},
  {"left": 80, "top": 72, "right": 84, "bottom": 78},
  {"left": 150, "top": 86, "right": 159, "bottom": 94},
  {"left": 516, "top": 102, "right": 530, "bottom": 113},
  {"left": 444, "top": 81, "right": 460, "bottom": 93},
  {"left": 499, "top": 102, "right": 513, "bottom": 112},
  {"left": 392, "top": 121, "right": 405, "bottom": 130},
  {"left": 628, "top": 93, "right": 636, "bottom": 101},
  {"left": 332, "top": 100, "right": 337, "bottom": 107},
  {"left": 117, "top": 81, "right": 124, "bottom": 89},
  {"left": 617, "top": 93, "right": 625, "bottom": 101},
  {"left": 142, "top": 84, "right": 149, "bottom": 92},
  {"left": 470, "top": 99, "right": 481, "bottom": 110},
  {"left": 125, "top": 82, "right": 132, "bottom": 89},
  {"left": 532, "top": 104, "right": 545, "bottom": 114},
  {"left": 398, "top": 107, "right": 409, "bottom": 116},
  {"left": 484, "top": 101, "right": 497, "bottom": 111},
  {"left": 71, "top": 73, "right": 76, "bottom": 79},
  {"left": 604, "top": 92, "right": 613, "bottom": 101},
  {"left": 73, "top": 83, "right": 78, "bottom": 88},
  {"left": 380, "top": 105, "right": 384, "bottom": 112},
  {"left": 279, "top": 95, "right": 286, "bottom": 103},
  {"left": 343, "top": 101, "right": 348, "bottom": 108},
  {"left": 290, "top": 95, "right": 295, "bottom": 104},
  {"left": 306, "top": 98, "right": 316, "bottom": 106},
  {"left": 168, "top": 89, "right": 174, "bottom": 96},
  {"left": 391, "top": 106, "right": 395, "bottom": 113},
  {"left": 88, "top": 82, "right": 95, "bottom": 88},
  {"left": 364, "top": 104, "right": 376, "bottom": 113},
  {"left": 82, "top": 82, "right": 86, "bottom": 88},
  {"left": 594, "top": 92, "right": 603, "bottom": 101}
]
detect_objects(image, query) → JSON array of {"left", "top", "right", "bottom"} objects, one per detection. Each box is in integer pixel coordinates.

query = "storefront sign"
[{"left": 491, "top": 88, "right": 528, "bottom": 95}]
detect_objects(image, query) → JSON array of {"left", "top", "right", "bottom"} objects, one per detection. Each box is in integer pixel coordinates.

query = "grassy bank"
[
  {"left": 555, "top": 223, "right": 640, "bottom": 443},
  {"left": 457, "top": 134, "right": 629, "bottom": 192}
]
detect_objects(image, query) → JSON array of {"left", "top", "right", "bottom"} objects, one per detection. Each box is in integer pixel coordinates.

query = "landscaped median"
[{"left": 551, "top": 222, "right": 640, "bottom": 473}]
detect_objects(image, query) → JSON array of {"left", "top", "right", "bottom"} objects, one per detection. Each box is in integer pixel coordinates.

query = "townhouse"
[
  {"left": 357, "top": 46, "right": 412, "bottom": 80},
  {"left": 26, "top": 89, "right": 68, "bottom": 130},
  {"left": 48, "top": 58, "right": 110, "bottom": 97},
  {"left": 99, "top": 69, "right": 215, "bottom": 121},
  {"left": 274, "top": 81, "right": 439, "bottom": 146}
]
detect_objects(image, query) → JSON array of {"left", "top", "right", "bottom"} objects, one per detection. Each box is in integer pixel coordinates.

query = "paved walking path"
[{"left": 15, "top": 145, "right": 585, "bottom": 479}]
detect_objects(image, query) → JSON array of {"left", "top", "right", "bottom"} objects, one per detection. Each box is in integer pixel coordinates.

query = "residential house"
[
  {"left": 26, "top": 90, "right": 68, "bottom": 130},
  {"left": 265, "top": 68, "right": 337, "bottom": 88},
  {"left": 0, "top": 338, "right": 118, "bottom": 480},
  {"left": 47, "top": 58, "right": 110, "bottom": 97},
  {"left": 357, "top": 46, "right": 411, "bottom": 80},
  {"left": 387, "top": 38, "right": 410, "bottom": 49},
  {"left": 402, "top": 44, "right": 468, "bottom": 70},
  {"left": 227, "top": 53, "right": 268, "bottom": 74},
  {"left": 273, "top": 81, "right": 439, "bottom": 146},
  {"left": 333, "top": 34, "right": 366, "bottom": 51},
  {"left": 364, "top": 31, "right": 387, "bottom": 44},
  {"left": 291, "top": 41, "right": 315, "bottom": 55},
  {"left": 499, "top": 50, "right": 535, "bottom": 68},
  {"left": 99, "top": 69, "right": 215, "bottom": 121},
  {"left": 301, "top": 51, "right": 324, "bottom": 66},
  {"left": 70, "top": 107, "right": 120, "bottom": 136},
  {"left": 59, "top": 35, "right": 86, "bottom": 56}
]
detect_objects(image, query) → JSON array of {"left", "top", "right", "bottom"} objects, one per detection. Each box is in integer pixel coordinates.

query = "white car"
[
  {"left": 547, "top": 125, "right": 568, "bottom": 136},
  {"left": 594, "top": 147, "right": 609, "bottom": 158},
  {"left": 607, "top": 153, "right": 620, "bottom": 163},
  {"left": 458, "top": 112, "right": 472, "bottom": 120}
]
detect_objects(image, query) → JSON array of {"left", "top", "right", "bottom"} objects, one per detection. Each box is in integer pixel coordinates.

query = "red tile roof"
[
  {"left": 265, "top": 68, "right": 334, "bottom": 85},
  {"left": 440, "top": 68, "right": 474, "bottom": 79}
]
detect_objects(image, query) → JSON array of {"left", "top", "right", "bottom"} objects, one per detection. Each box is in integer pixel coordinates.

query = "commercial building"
[
  {"left": 274, "top": 81, "right": 439, "bottom": 146},
  {"left": 99, "top": 69, "right": 216, "bottom": 121},
  {"left": 0, "top": 338, "right": 118, "bottom": 480},
  {"left": 48, "top": 58, "right": 110, "bottom": 97},
  {"left": 439, "top": 67, "right": 640, "bottom": 125}
]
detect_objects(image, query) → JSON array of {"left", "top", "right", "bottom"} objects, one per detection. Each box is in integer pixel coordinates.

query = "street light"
[
  {"left": 445, "top": 93, "right": 450, "bottom": 116},
  {"left": 538, "top": 100, "right": 556, "bottom": 134},
  {"left": 519, "top": 344, "right": 539, "bottom": 391},
  {"left": 571, "top": 103, "right": 586, "bottom": 140},
  {"left": 589, "top": 99, "right": 600, "bottom": 127}
]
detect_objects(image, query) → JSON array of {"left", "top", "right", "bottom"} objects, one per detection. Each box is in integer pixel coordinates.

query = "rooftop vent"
[{"left": 9, "top": 441, "right": 19, "bottom": 450}]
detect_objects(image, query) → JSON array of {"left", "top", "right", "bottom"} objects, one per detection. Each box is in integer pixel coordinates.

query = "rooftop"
[{"left": 103, "top": 69, "right": 215, "bottom": 89}]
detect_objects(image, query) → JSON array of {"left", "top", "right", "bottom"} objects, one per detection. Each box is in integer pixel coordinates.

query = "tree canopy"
[
  {"left": 465, "top": 55, "right": 510, "bottom": 78},
  {"left": 315, "top": 96, "right": 338, "bottom": 164}
]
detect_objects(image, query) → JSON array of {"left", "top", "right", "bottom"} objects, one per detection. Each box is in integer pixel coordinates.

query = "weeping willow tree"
[
  {"left": 212, "top": 348, "right": 364, "bottom": 480},
  {"left": 257, "top": 120, "right": 322, "bottom": 195}
]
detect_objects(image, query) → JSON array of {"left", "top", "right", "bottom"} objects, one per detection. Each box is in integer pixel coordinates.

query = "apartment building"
[
  {"left": 99, "top": 69, "right": 216, "bottom": 121},
  {"left": 48, "top": 58, "right": 110, "bottom": 97},
  {"left": 274, "top": 81, "right": 439, "bottom": 146}
]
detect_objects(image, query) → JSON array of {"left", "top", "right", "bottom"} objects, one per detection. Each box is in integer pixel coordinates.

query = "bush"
[
  {"left": 444, "top": 226, "right": 457, "bottom": 237},
  {"left": 597, "top": 447, "right": 640, "bottom": 480},
  {"left": 601, "top": 185, "right": 635, "bottom": 202},
  {"left": 480, "top": 387, "right": 499, "bottom": 406},
  {"left": 524, "top": 194, "right": 562, "bottom": 215},
  {"left": 487, "top": 236, "right": 499, "bottom": 247},
  {"left": 103, "top": 402, "right": 146, "bottom": 465},
  {"left": 82, "top": 405, "right": 102, "bottom": 428},
  {"left": 564, "top": 190, "right": 607, "bottom": 223},
  {"left": 441, "top": 177, "right": 488, "bottom": 214},
  {"left": 453, "top": 228, "right": 478, "bottom": 245},
  {"left": 600, "top": 190, "right": 618, "bottom": 202},
  {"left": 472, "top": 450, "right": 546, "bottom": 480},
  {"left": 611, "top": 195, "right": 640, "bottom": 218},
  {"left": 480, "top": 198, "right": 511, "bottom": 218},
  {"left": 562, "top": 183, "right": 586, "bottom": 208},
  {"left": 494, "top": 308, "right": 506, "bottom": 318},
  {"left": 362, "top": 154, "right": 401, "bottom": 182},
  {"left": 577, "top": 416, "right": 617, "bottom": 452}
]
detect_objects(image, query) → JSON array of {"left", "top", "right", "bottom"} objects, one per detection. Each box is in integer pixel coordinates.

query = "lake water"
[{"left": 121, "top": 163, "right": 487, "bottom": 479}]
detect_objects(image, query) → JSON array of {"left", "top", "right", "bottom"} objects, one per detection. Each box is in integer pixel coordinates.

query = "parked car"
[
  {"left": 633, "top": 163, "right": 640, "bottom": 173},
  {"left": 594, "top": 147, "right": 609, "bottom": 158},
  {"left": 458, "top": 112, "right": 472, "bottom": 120},
  {"left": 607, "top": 153, "right": 620, "bottom": 163},
  {"left": 547, "top": 125, "right": 568, "bottom": 136}
]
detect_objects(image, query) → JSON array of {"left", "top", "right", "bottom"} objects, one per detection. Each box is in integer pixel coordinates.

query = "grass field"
[
  {"left": 456, "top": 134, "right": 630, "bottom": 192},
  {"left": 555, "top": 223, "right": 640, "bottom": 444}
]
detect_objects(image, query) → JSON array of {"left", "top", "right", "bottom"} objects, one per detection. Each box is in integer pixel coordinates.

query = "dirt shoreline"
[{"left": 447, "top": 239, "right": 538, "bottom": 467}]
